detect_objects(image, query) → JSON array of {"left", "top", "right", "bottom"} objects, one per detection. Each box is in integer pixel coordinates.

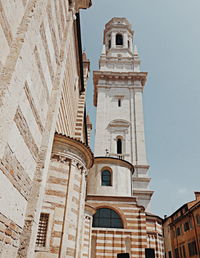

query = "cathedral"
[{"left": 0, "top": 1, "right": 163, "bottom": 257}]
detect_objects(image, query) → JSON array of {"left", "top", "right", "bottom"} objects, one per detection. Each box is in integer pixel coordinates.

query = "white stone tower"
[
  {"left": 87, "top": 18, "right": 163, "bottom": 258},
  {"left": 92, "top": 17, "right": 153, "bottom": 209}
]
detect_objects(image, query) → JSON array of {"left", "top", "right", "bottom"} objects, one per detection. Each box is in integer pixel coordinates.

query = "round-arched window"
[
  {"left": 116, "top": 34, "right": 123, "bottom": 45},
  {"left": 93, "top": 208, "right": 123, "bottom": 228},
  {"left": 117, "top": 138, "right": 122, "bottom": 154},
  {"left": 101, "top": 170, "right": 111, "bottom": 186}
]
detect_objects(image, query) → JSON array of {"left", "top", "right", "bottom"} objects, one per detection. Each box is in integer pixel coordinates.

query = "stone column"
[
  {"left": 133, "top": 86, "right": 148, "bottom": 166},
  {"left": 111, "top": 32, "right": 116, "bottom": 48},
  {"left": 124, "top": 33, "right": 128, "bottom": 48}
]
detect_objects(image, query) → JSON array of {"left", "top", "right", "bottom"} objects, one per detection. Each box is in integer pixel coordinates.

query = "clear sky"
[{"left": 81, "top": 0, "right": 200, "bottom": 218}]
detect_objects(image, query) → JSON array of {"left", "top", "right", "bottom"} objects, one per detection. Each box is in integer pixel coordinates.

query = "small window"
[
  {"left": 101, "top": 170, "right": 111, "bottom": 186},
  {"left": 117, "top": 138, "right": 122, "bottom": 154},
  {"left": 108, "top": 39, "right": 111, "bottom": 49},
  {"left": 145, "top": 248, "right": 155, "bottom": 258},
  {"left": 116, "top": 34, "right": 123, "bottom": 45},
  {"left": 128, "top": 40, "right": 130, "bottom": 48},
  {"left": 184, "top": 221, "right": 189, "bottom": 232},
  {"left": 176, "top": 227, "right": 180, "bottom": 236},
  {"left": 36, "top": 213, "right": 49, "bottom": 247},
  {"left": 118, "top": 99, "right": 121, "bottom": 107},
  {"left": 93, "top": 208, "right": 123, "bottom": 228},
  {"left": 188, "top": 241, "right": 197, "bottom": 256}
]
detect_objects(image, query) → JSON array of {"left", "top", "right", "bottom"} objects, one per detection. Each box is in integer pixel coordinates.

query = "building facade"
[
  {"left": 87, "top": 18, "right": 164, "bottom": 258},
  {"left": 0, "top": 2, "right": 164, "bottom": 257},
  {"left": 163, "top": 192, "right": 200, "bottom": 258},
  {"left": 0, "top": 0, "right": 94, "bottom": 257}
]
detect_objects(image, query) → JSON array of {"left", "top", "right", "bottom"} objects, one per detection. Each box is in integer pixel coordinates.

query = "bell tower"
[
  {"left": 87, "top": 18, "right": 163, "bottom": 258},
  {"left": 92, "top": 17, "right": 153, "bottom": 209}
]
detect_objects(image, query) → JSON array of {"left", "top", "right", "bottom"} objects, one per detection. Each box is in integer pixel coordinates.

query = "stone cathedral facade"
[{"left": 0, "top": 1, "right": 163, "bottom": 257}]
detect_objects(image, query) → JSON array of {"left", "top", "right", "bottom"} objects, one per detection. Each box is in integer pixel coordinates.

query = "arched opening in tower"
[
  {"left": 117, "top": 138, "right": 122, "bottom": 154},
  {"left": 116, "top": 33, "right": 123, "bottom": 45}
]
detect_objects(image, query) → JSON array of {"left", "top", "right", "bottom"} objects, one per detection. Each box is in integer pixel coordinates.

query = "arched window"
[
  {"left": 116, "top": 34, "right": 123, "bottom": 45},
  {"left": 93, "top": 208, "right": 123, "bottom": 228},
  {"left": 101, "top": 170, "right": 111, "bottom": 186},
  {"left": 117, "top": 138, "right": 122, "bottom": 154}
]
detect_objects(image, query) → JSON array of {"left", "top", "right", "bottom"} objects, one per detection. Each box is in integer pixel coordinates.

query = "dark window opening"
[
  {"left": 116, "top": 34, "right": 123, "bottom": 45},
  {"left": 184, "top": 221, "right": 189, "bottom": 232},
  {"left": 188, "top": 241, "right": 197, "bottom": 256},
  {"left": 93, "top": 208, "right": 123, "bottom": 228},
  {"left": 182, "top": 245, "right": 186, "bottom": 258},
  {"left": 108, "top": 39, "right": 111, "bottom": 49},
  {"left": 117, "top": 254, "right": 130, "bottom": 258},
  {"left": 36, "top": 213, "right": 49, "bottom": 247},
  {"left": 145, "top": 248, "right": 155, "bottom": 258},
  {"left": 101, "top": 170, "right": 111, "bottom": 186},
  {"left": 117, "top": 138, "right": 122, "bottom": 154},
  {"left": 174, "top": 248, "right": 179, "bottom": 258},
  {"left": 168, "top": 251, "right": 172, "bottom": 258},
  {"left": 176, "top": 227, "right": 181, "bottom": 236},
  {"left": 118, "top": 99, "right": 121, "bottom": 107},
  {"left": 180, "top": 245, "right": 186, "bottom": 258},
  {"left": 128, "top": 40, "right": 130, "bottom": 48}
]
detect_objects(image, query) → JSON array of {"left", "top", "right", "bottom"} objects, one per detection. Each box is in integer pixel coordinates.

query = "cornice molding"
[
  {"left": 94, "top": 156, "right": 134, "bottom": 172},
  {"left": 93, "top": 71, "right": 147, "bottom": 106},
  {"left": 52, "top": 133, "right": 94, "bottom": 169}
]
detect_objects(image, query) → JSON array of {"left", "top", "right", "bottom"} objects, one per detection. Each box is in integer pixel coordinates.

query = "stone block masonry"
[{"left": 0, "top": 0, "right": 92, "bottom": 257}]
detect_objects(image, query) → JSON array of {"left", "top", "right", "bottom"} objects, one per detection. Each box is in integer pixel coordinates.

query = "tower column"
[
  {"left": 134, "top": 87, "right": 148, "bottom": 166},
  {"left": 124, "top": 33, "right": 128, "bottom": 48},
  {"left": 111, "top": 32, "right": 116, "bottom": 48}
]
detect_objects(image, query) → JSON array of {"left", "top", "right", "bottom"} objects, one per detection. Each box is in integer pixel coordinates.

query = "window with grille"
[
  {"left": 36, "top": 213, "right": 49, "bottom": 247},
  {"left": 93, "top": 208, "right": 123, "bottom": 228}
]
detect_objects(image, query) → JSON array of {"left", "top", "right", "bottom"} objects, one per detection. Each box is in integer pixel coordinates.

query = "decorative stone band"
[
  {"left": 52, "top": 133, "right": 94, "bottom": 169},
  {"left": 93, "top": 71, "right": 148, "bottom": 106}
]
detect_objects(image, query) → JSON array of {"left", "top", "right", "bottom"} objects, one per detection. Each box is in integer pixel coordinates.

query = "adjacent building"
[{"left": 163, "top": 192, "right": 200, "bottom": 258}]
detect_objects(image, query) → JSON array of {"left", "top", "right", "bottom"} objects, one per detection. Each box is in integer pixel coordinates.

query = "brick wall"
[{"left": 0, "top": 0, "right": 91, "bottom": 257}]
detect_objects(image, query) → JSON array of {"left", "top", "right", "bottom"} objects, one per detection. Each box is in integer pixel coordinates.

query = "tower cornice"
[{"left": 93, "top": 71, "right": 148, "bottom": 106}]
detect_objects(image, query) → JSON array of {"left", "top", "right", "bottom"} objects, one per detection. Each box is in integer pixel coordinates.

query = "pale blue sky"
[{"left": 81, "top": 0, "right": 200, "bottom": 217}]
